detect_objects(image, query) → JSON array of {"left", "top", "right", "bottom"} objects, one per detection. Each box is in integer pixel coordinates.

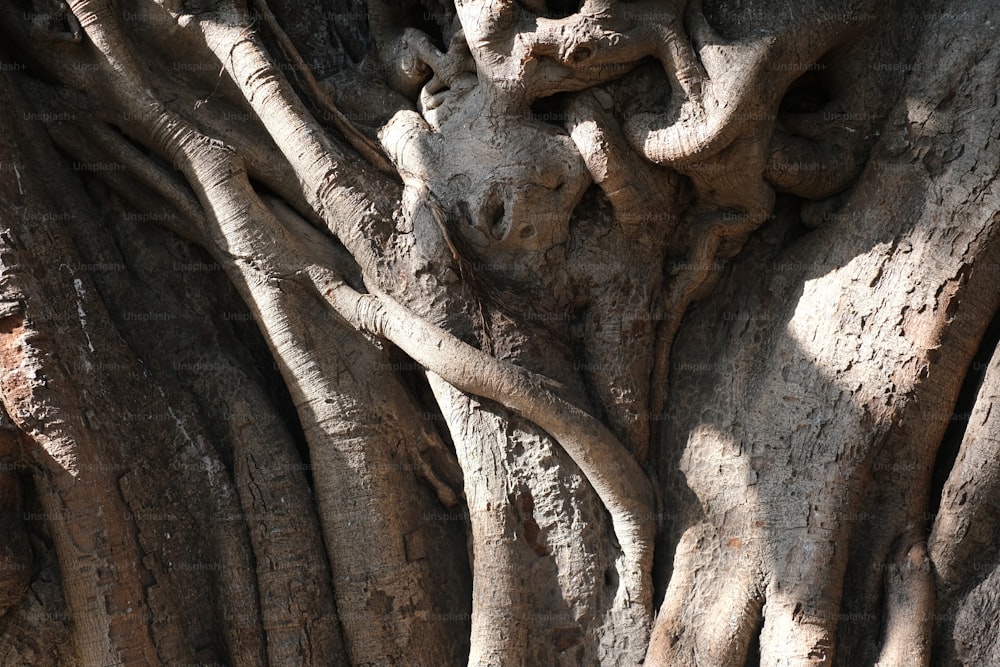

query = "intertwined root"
[{"left": 0, "top": 0, "right": 953, "bottom": 663}]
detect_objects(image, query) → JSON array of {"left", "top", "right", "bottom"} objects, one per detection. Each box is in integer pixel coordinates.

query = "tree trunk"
[{"left": 0, "top": 0, "right": 998, "bottom": 665}]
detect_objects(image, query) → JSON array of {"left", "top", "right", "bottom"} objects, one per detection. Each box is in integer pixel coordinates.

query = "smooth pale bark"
[{"left": 1, "top": 0, "right": 999, "bottom": 664}]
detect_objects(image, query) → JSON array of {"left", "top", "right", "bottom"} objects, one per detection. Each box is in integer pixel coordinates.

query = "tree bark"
[{"left": 0, "top": 0, "right": 998, "bottom": 665}]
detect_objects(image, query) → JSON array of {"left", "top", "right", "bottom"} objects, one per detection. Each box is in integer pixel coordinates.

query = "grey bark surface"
[{"left": 0, "top": 0, "right": 998, "bottom": 665}]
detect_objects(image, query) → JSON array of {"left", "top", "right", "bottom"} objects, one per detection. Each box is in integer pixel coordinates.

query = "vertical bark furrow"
[
  {"left": 930, "top": 338, "right": 1000, "bottom": 591},
  {"left": 0, "top": 78, "right": 184, "bottom": 665}
]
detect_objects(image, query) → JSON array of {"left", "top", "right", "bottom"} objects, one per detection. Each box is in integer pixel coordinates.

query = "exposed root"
[
  {"left": 312, "top": 268, "right": 656, "bottom": 609},
  {"left": 876, "top": 537, "right": 934, "bottom": 667}
]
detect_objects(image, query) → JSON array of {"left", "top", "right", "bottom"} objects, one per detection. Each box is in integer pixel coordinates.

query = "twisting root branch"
[
  {"left": 42, "top": 0, "right": 660, "bottom": 657},
  {"left": 310, "top": 267, "right": 656, "bottom": 612},
  {"left": 43, "top": 110, "right": 206, "bottom": 244}
]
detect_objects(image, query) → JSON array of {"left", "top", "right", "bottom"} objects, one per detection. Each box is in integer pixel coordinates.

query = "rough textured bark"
[{"left": 0, "top": 0, "right": 998, "bottom": 664}]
